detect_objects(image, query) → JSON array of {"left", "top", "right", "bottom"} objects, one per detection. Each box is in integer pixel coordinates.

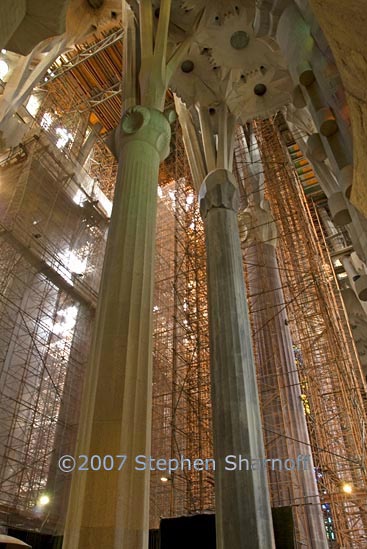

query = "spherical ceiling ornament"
[
  {"left": 254, "top": 83, "right": 267, "bottom": 96},
  {"left": 181, "top": 60, "right": 195, "bottom": 73},
  {"left": 230, "top": 31, "right": 250, "bottom": 50}
]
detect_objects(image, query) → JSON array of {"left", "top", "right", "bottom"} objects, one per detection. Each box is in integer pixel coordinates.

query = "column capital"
[
  {"left": 120, "top": 106, "right": 172, "bottom": 161},
  {"left": 199, "top": 169, "right": 239, "bottom": 218},
  {"left": 238, "top": 201, "right": 278, "bottom": 247}
]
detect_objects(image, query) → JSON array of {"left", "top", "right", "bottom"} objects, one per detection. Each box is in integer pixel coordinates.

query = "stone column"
[
  {"left": 63, "top": 106, "right": 171, "bottom": 549},
  {"left": 77, "top": 123, "right": 103, "bottom": 167},
  {"left": 45, "top": 304, "right": 93, "bottom": 534},
  {"left": 199, "top": 169, "right": 275, "bottom": 549},
  {"left": 243, "top": 237, "right": 328, "bottom": 548}
]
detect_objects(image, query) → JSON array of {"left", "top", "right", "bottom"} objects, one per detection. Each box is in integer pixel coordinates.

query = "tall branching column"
[
  {"left": 200, "top": 169, "right": 275, "bottom": 549},
  {"left": 63, "top": 108, "right": 171, "bottom": 549},
  {"left": 62, "top": 0, "right": 195, "bottom": 545},
  {"left": 242, "top": 222, "right": 327, "bottom": 547},
  {"left": 237, "top": 126, "right": 327, "bottom": 546}
]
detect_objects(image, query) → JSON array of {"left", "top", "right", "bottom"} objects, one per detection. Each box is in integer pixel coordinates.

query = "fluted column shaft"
[
  {"left": 200, "top": 169, "right": 275, "bottom": 549},
  {"left": 244, "top": 241, "right": 327, "bottom": 548},
  {"left": 63, "top": 107, "right": 171, "bottom": 549}
]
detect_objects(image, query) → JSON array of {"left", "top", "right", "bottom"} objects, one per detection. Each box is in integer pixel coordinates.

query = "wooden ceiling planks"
[{"left": 46, "top": 25, "right": 124, "bottom": 132}]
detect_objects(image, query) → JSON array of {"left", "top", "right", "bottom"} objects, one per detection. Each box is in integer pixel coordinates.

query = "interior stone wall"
[{"left": 309, "top": 0, "right": 367, "bottom": 218}]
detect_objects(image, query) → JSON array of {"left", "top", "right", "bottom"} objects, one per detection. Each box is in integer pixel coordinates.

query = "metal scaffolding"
[
  {"left": 234, "top": 125, "right": 327, "bottom": 547},
  {"left": 1, "top": 33, "right": 367, "bottom": 544},
  {"left": 243, "top": 118, "right": 367, "bottom": 547},
  {"left": 0, "top": 125, "right": 108, "bottom": 534},
  {"left": 150, "top": 127, "right": 214, "bottom": 528}
]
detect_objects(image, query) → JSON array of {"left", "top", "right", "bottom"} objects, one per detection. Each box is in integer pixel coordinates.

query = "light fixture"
[
  {"left": 342, "top": 483, "right": 353, "bottom": 494},
  {"left": 38, "top": 494, "right": 50, "bottom": 506},
  {"left": 26, "top": 95, "right": 41, "bottom": 117},
  {"left": 160, "top": 476, "right": 169, "bottom": 483},
  {"left": 0, "top": 60, "right": 9, "bottom": 80}
]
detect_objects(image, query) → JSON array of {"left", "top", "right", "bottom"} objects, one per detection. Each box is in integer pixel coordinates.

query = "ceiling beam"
[{"left": 40, "top": 28, "right": 124, "bottom": 86}]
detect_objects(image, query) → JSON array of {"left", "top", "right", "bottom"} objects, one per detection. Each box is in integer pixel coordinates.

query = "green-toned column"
[
  {"left": 63, "top": 106, "right": 171, "bottom": 549},
  {"left": 199, "top": 169, "right": 275, "bottom": 549}
]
